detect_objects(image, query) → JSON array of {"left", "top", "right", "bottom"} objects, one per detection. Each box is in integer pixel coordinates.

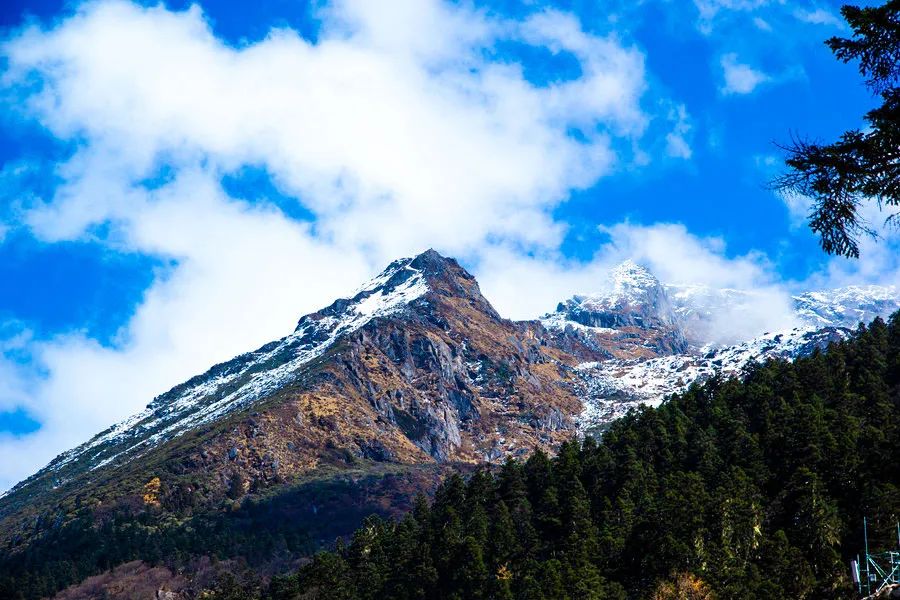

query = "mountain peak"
[
  {"left": 543, "top": 259, "right": 684, "bottom": 355},
  {"left": 324, "top": 249, "right": 465, "bottom": 319},
  {"left": 0, "top": 248, "right": 570, "bottom": 545},
  {"left": 353, "top": 247, "right": 478, "bottom": 294},
  {"left": 356, "top": 249, "right": 466, "bottom": 296},
  {"left": 10, "top": 250, "right": 496, "bottom": 502},
  {"left": 610, "top": 260, "right": 659, "bottom": 290},
  {"left": 368, "top": 248, "right": 495, "bottom": 317},
  {"left": 411, "top": 247, "right": 449, "bottom": 267}
]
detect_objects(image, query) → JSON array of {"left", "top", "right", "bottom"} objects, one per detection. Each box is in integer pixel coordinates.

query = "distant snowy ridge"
[
  {"left": 545, "top": 263, "right": 900, "bottom": 346},
  {"left": 574, "top": 326, "right": 849, "bottom": 433},
  {"left": 539, "top": 261, "right": 900, "bottom": 434},
  {"left": 793, "top": 284, "right": 900, "bottom": 329}
]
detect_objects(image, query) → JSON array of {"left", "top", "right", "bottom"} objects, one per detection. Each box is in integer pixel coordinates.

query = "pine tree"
[{"left": 774, "top": 1, "right": 900, "bottom": 257}]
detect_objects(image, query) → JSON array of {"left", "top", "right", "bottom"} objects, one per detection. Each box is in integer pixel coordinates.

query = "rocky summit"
[
  {"left": 542, "top": 260, "right": 688, "bottom": 359},
  {"left": 1, "top": 250, "right": 898, "bottom": 596}
]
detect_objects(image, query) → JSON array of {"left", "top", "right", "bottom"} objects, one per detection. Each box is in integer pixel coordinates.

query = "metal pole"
[
  {"left": 865, "top": 517, "right": 871, "bottom": 596},
  {"left": 896, "top": 521, "right": 900, "bottom": 586},
  {"left": 855, "top": 555, "right": 862, "bottom": 595}
]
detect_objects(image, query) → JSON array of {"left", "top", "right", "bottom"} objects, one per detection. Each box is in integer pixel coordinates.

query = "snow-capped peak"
[
  {"left": 610, "top": 260, "right": 659, "bottom": 291},
  {"left": 301, "top": 254, "right": 428, "bottom": 330},
  {"left": 544, "top": 260, "right": 678, "bottom": 333},
  {"left": 554, "top": 262, "right": 900, "bottom": 434},
  {"left": 545, "top": 259, "right": 900, "bottom": 350}
]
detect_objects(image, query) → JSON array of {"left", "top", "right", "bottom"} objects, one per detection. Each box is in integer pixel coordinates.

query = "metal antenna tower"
[{"left": 852, "top": 518, "right": 900, "bottom": 597}]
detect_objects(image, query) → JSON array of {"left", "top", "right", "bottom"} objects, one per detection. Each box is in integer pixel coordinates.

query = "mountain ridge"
[
  {"left": 541, "top": 262, "right": 900, "bottom": 432},
  {"left": 7, "top": 252, "right": 900, "bottom": 508}
]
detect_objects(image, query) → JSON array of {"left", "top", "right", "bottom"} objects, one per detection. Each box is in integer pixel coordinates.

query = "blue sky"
[{"left": 0, "top": 0, "right": 894, "bottom": 490}]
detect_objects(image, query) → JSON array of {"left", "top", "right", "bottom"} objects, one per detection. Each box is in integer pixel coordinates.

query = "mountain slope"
[
  {"left": 5, "top": 254, "right": 899, "bottom": 544},
  {"left": 0, "top": 250, "right": 587, "bottom": 558},
  {"left": 574, "top": 326, "right": 850, "bottom": 432}
]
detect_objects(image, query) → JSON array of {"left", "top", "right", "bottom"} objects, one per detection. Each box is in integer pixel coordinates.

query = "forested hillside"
[{"left": 228, "top": 314, "right": 900, "bottom": 600}]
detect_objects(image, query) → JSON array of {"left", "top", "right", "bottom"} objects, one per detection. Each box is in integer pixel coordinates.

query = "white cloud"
[
  {"left": 4, "top": 1, "right": 653, "bottom": 259},
  {"left": 477, "top": 222, "right": 799, "bottom": 346},
  {"left": 777, "top": 190, "right": 814, "bottom": 229},
  {"left": 0, "top": 0, "right": 660, "bottom": 490},
  {"left": 752, "top": 16, "right": 772, "bottom": 31},
  {"left": 720, "top": 52, "right": 770, "bottom": 95},
  {"left": 693, "top": 0, "right": 772, "bottom": 33},
  {"left": 0, "top": 327, "right": 33, "bottom": 413},
  {"left": 664, "top": 103, "right": 693, "bottom": 160},
  {"left": 695, "top": 0, "right": 772, "bottom": 20},
  {"left": 794, "top": 8, "right": 843, "bottom": 28},
  {"left": 782, "top": 195, "right": 900, "bottom": 290}
]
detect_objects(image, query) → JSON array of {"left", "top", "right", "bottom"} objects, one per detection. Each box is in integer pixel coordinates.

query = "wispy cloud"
[
  {"left": 693, "top": 0, "right": 773, "bottom": 34},
  {"left": 720, "top": 52, "right": 770, "bottom": 95},
  {"left": 665, "top": 103, "right": 693, "bottom": 160},
  {"left": 752, "top": 16, "right": 772, "bottom": 31},
  {"left": 794, "top": 8, "right": 844, "bottom": 28}
]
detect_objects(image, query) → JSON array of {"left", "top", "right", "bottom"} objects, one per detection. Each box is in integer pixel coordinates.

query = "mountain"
[
  {"left": 794, "top": 284, "right": 900, "bottom": 328},
  {"left": 2, "top": 251, "right": 899, "bottom": 599},
  {"left": 0, "top": 250, "right": 589, "bottom": 570},
  {"left": 554, "top": 261, "right": 679, "bottom": 330},
  {"left": 541, "top": 264, "right": 900, "bottom": 434}
]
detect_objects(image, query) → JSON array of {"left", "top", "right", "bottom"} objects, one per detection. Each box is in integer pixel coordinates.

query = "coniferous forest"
[{"left": 207, "top": 314, "right": 900, "bottom": 600}]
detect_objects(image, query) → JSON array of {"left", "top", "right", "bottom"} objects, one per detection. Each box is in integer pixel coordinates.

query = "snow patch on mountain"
[
  {"left": 794, "top": 285, "right": 900, "bottom": 329},
  {"left": 574, "top": 326, "right": 851, "bottom": 433},
  {"left": 539, "top": 311, "right": 617, "bottom": 334},
  {"left": 609, "top": 259, "right": 664, "bottom": 294},
  {"left": 547, "top": 260, "right": 679, "bottom": 331}
]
